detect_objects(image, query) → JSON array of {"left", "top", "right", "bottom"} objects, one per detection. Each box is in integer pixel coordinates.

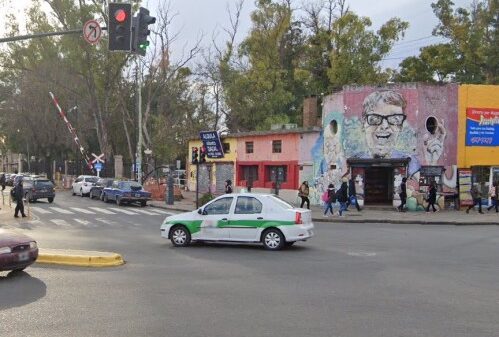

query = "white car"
[
  {"left": 72, "top": 175, "right": 99, "bottom": 197},
  {"left": 160, "top": 193, "right": 314, "bottom": 250}
]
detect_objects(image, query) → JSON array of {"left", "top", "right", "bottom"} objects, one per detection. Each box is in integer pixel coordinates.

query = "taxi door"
[
  {"left": 228, "top": 196, "right": 264, "bottom": 241},
  {"left": 199, "top": 196, "right": 233, "bottom": 240}
]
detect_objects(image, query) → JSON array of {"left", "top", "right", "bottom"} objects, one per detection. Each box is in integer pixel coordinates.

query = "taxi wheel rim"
[
  {"left": 265, "top": 232, "right": 281, "bottom": 248},
  {"left": 173, "top": 229, "right": 187, "bottom": 244}
]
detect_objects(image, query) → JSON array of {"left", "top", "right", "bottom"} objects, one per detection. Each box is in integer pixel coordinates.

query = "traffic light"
[
  {"left": 200, "top": 146, "right": 207, "bottom": 163},
  {"left": 108, "top": 3, "right": 132, "bottom": 51},
  {"left": 132, "top": 7, "right": 156, "bottom": 56},
  {"left": 191, "top": 147, "right": 198, "bottom": 164}
]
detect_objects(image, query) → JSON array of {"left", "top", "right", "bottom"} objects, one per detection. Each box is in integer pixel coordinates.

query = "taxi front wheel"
[
  {"left": 170, "top": 226, "right": 191, "bottom": 247},
  {"left": 262, "top": 228, "right": 284, "bottom": 250}
]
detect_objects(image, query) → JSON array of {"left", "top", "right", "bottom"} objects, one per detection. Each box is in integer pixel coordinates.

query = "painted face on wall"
[{"left": 362, "top": 91, "right": 406, "bottom": 158}]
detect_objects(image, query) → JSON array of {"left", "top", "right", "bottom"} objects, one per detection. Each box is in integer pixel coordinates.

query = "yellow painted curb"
[{"left": 36, "top": 249, "right": 125, "bottom": 267}]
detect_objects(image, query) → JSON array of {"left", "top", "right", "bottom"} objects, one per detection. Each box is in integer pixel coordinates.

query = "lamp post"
[{"left": 144, "top": 148, "right": 152, "bottom": 180}]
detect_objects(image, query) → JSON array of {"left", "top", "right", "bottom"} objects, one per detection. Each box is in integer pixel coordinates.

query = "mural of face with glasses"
[{"left": 362, "top": 90, "right": 407, "bottom": 158}]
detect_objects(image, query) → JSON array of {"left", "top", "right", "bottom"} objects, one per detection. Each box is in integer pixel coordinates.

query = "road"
[{"left": 1, "top": 191, "right": 498, "bottom": 337}]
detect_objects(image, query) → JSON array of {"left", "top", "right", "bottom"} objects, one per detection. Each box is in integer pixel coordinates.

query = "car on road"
[
  {"left": 23, "top": 178, "right": 55, "bottom": 203},
  {"left": 72, "top": 175, "right": 99, "bottom": 197},
  {"left": 160, "top": 193, "right": 314, "bottom": 250},
  {"left": 102, "top": 180, "right": 152, "bottom": 206},
  {"left": 89, "top": 178, "right": 114, "bottom": 200},
  {"left": 0, "top": 228, "right": 38, "bottom": 273}
]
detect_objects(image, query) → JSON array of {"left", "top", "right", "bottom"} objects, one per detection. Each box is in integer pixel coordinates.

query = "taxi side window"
[
  {"left": 235, "top": 197, "right": 262, "bottom": 214},
  {"left": 204, "top": 197, "right": 233, "bottom": 215},
  {"left": 112, "top": 181, "right": 119, "bottom": 188}
]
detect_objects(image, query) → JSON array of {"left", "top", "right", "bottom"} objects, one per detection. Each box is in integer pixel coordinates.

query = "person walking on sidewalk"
[
  {"left": 14, "top": 178, "right": 27, "bottom": 218},
  {"left": 426, "top": 181, "right": 438, "bottom": 213},
  {"left": 346, "top": 177, "right": 361, "bottom": 211},
  {"left": 487, "top": 181, "right": 498, "bottom": 213},
  {"left": 323, "top": 184, "right": 336, "bottom": 217},
  {"left": 0, "top": 173, "right": 5, "bottom": 191},
  {"left": 337, "top": 180, "right": 349, "bottom": 217},
  {"left": 298, "top": 181, "right": 310, "bottom": 209},
  {"left": 466, "top": 184, "right": 484, "bottom": 214},
  {"left": 397, "top": 177, "right": 407, "bottom": 212},
  {"left": 225, "top": 180, "right": 233, "bottom": 194}
]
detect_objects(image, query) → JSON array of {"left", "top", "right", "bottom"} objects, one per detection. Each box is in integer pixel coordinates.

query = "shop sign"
[
  {"left": 458, "top": 168, "right": 473, "bottom": 207},
  {"left": 465, "top": 107, "right": 499, "bottom": 146},
  {"left": 199, "top": 131, "right": 224, "bottom": 158}
]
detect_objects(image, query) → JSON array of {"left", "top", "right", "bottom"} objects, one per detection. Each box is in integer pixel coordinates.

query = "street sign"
[
  {"left": 83, "top": 20, "right": 102, "bottom": 45},
  {"left": 199, "top": 131, "right": 224, "bottom": 159},
  {"left": 91, "top": 153, "right": 105, "bottom": 164},
  {"left": 94, "top": 162, "right": 103, "bottom": 171}
]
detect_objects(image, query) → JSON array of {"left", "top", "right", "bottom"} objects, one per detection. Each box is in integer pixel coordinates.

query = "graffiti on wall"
[{"left": 311, "top": 84, "right": 458, "bottom": 209}]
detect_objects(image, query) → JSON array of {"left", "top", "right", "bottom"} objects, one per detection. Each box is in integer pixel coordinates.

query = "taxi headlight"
[
  {"left": 29, "top": 241, "right": 37, "bottom": 249},
  {"left": 0, "top": 246, "right": 12, "bottom": 254}
]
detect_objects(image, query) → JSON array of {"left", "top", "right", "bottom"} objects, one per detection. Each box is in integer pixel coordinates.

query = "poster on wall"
[
  {"left": 465, "top": 108, "right": 499, "bottom": 146},
  {"left": 458, "top": 168, "right": 473, "bottom": 207}
]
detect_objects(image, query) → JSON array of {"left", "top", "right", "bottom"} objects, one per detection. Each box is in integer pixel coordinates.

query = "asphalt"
[
  {"left": 0, "top": 189, "right": 124, "bottom": 268},
  {"left": 150, "top": 190, "right": 499, "bottom": 226}
]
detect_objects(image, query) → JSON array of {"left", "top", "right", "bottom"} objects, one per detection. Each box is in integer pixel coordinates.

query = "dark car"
[
  {"left": 0, "top": 228, "right": 38, "bottom": 272},
  {"left": 23, "top": 178, "right": 55, "bottom": 203},
  {"left": 102, "top": 180, "right": 152, "bottom": 207},
  {"left": 89, "top": 178, "right": 114, "bottom": 200}
]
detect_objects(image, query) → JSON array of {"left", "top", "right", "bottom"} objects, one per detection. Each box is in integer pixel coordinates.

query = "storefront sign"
[
  {"left": 420, "top": 166, "right": 443, "bottom": 176},
  {"left": 458, "top": 168, "right": 473, "bottom": 207},
  {"left": 465, "top": 108, "right": 499, "bottom": 146},
  {"left": 199, "top": 131, "right": 224, "bottom": 158}
]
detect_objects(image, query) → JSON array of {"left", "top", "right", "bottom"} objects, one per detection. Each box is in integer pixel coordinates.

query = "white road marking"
[
  {"left": 50, "top": 219, "right": 70, "bottom": 227},
  {"left": 30, "top": 207, "right": 53, "bottom": 214},
  {"left": 132, "top": 209, "right": 161, "bottom": 215},
  {"left": 70, "top": 207, "right": 96, "bottom": 214},
  {"left": 73, "top": 218, "right": 92, "bottom": 226},
  {"left": 148, "top": 208, "right": 174, "bottom": 215},
  {"left": 347, "top": 251, "right": 377, "bottom": 257},
  {"left": 50, "top": 207, "right": 75, "bottom": 215},
  {"left": 95, "top": 218, "right": 119, "bottom": 226},
  {"left": 109, "top": 207, "right": 138, "bottom": 215},
  {"left": 89, "top": 207, "right": 116, "bottom": 215}
]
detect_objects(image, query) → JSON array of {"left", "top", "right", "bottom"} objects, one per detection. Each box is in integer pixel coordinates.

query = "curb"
[
  {"left": 149, "top": 203, "right": 499, "bottom": 226},
  {"left": 36, "top": 248, "right": 125, "bottom": 267}
]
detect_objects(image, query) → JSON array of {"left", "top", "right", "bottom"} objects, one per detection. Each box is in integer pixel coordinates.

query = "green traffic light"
[{"left": 139, "top": 41, "right": 149, "bottom": 50}]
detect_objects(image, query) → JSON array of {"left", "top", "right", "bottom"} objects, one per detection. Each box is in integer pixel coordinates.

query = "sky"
[{"left": 0, "top": 0, "right": 473, "bottom": 69}]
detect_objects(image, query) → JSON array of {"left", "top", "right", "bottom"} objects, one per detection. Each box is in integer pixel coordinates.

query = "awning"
[{"left": 347, "top": 157, "right": 411, "bottom": 167}]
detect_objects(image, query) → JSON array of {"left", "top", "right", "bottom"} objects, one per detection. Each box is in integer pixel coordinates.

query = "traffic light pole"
[
  {"left": 195, "top": 161, "right": 199, "bottom": 208},
  {"left": 136, "top": 56, "right": 143, "bottom": 183}
]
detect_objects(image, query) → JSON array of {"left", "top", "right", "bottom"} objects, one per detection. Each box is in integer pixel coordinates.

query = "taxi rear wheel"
[
  {"left": 262, "top": 228, "right": 284, "bottom": 250},
  {"left": 170, "top": 225, "right": 191, "bottom": 247}
]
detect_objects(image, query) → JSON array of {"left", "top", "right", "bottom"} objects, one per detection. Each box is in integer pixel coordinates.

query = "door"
[
  {"left": 228, "top": 196, "right": 264, "bottom": 241},
  {"left": 198, "top": 197, "right": 233, "bottom": 240},
  {"left": 364, "top": 167, "right": 393, "bottom": 204},
  {"left": 215, "top": 163, "right": 234, "bottom": 193}
]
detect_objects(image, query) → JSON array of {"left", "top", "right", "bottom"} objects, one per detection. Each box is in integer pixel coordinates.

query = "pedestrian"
[
  {"left": 426, "top": 181, "right": 438, "bottom": 213},
  {"left": 14, "top": 177, "right": 27, "bottom": 218},
  {"left": 225, "top": 180, "right": 233, "bottom": 194},
  {"left": 487, "top": 181, "right": 498, "bottom": 213},
  {"left": 0, "top": 173, "right": 5, "bottom": 191},
  {"left": 397, "top": 177, "right": 407, "bottom": 212},
  {"left": 298, "top": 181, "right": 310, "bottom": 209},
  {"left": 337, "top": 180, "right": 348, "bottom": 217},
  {"left": 323, "top": 183, "right": 336, "bottom": 217},
  {"left": 466, "top": 184, "right": 484, "bottom": 214},
  {"left": 346, "top": 177, "right": 361, "bottom": 211}
]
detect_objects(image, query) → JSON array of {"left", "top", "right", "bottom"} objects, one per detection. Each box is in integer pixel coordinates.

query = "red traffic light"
[{"left": 114, "top": 9, "right": 127, "bottom": 23}]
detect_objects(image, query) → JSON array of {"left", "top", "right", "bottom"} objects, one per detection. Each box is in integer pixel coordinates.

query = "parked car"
[
  {"left": 72, "top": 175, "right": 99, "bottom": 197},
  {"left": 23, "top": 178, "right": 55, "bottom": 203},
  {"left": 89, "top": 178, "right": 114, "bottom": 200},
  {"left": 102, "top": 180, "right": 151, "bottom": 206},
  {"left": 0, "top": 228, "right": 38, "bottom": 272},
  {"left": 6, "top": 174, "right": 16, "bottom": 186},
  {"left": 160, "top": 193, "right": 315, "bottom": 250}
]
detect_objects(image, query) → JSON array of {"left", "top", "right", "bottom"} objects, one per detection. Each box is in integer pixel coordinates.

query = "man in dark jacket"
[
  {"left": 337, "top": 180, "right": 349, "bottom": 217},
  {"left": 397, "top": 177, "right": 407, "bottom": 212},
  {"left": 466, "top": 184, "right": 483, "bottom": 214},
  {"left": 0, "top": 173, "right": 5, "bottom": 191},
  {"left": 14, "top": 178, "right": 27, "bottom": 218}
]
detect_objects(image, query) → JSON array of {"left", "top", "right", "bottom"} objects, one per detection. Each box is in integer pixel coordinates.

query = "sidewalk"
[{"left": 150, "top": 191, "right": 499, "bottom": 226}]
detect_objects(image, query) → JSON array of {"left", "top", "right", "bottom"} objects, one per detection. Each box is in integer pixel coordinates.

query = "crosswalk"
[{"left": 29, "top": 206, "right": 173, "bottom": 216}]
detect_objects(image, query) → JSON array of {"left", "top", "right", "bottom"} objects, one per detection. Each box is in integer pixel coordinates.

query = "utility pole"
[{"left": 136, "top": 56, "right": 143, "bottom": 183}]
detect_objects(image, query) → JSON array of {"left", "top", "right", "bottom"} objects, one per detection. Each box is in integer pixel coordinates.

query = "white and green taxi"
[{"left": 160, "top": 193, "right": 314, "bottom": 250}]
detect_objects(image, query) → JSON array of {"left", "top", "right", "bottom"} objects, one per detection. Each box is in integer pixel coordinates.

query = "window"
[
  {"left": 204, "top": 197, "right": 233, "bottom": 215},
  {"left": 241, "top": 165, "right": 258, "bottom": 182},
  {"left": 223, "top": 142, "right": 231, "bottom": 153},
  {"left": 266, "top": 165, "right": 287, "bottom": 182},
  {"left": 245, "top": 141, "right": 254, "bottom": 154},
  {"left": 272, "top": 140, "right": 282, "bottom": 153},
  {"left": 235, "top": 197, "right": 263, "bottom": 214}
]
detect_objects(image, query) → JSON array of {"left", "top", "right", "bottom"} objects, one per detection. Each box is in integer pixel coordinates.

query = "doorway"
[{"left": 364, "top": 167, "right": 393, "bottom": 204}]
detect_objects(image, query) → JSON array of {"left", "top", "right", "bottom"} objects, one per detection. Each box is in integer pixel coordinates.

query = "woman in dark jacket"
[
  {"left": 338, "top": 181, "right": 348, "bottom": 217},
  {"left": 425, "top": 181, "right": 437, "bottom": 213}
]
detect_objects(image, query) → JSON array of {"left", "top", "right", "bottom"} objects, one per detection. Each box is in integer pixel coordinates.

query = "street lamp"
[{"left": 144, "top": 148, "right": 152, "bottom": 181}]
